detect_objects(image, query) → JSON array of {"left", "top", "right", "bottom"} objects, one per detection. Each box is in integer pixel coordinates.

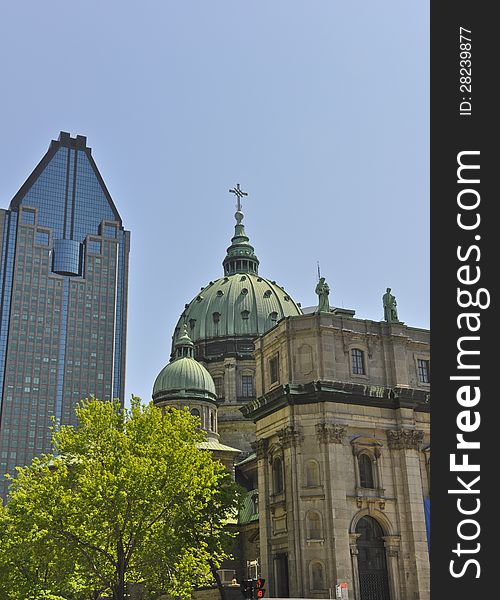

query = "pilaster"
[{"left": 387, "top": 428, "right": 429, "bottom": 600}]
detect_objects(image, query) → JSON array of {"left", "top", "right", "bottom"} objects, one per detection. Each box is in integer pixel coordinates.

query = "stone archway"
[{"left": 355, "top": 516, "right": 391, "bottom": 600}]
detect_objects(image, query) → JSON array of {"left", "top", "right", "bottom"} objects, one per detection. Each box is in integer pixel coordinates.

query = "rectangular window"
[
  {"left": 351, "top": 349, "right": 365, "bottom": 375},
  {"left": 270, "top": 356, "right": 280, "bottom": 385},
  {"left": 213, "top": 376, "right": 224, "bottom": 399},
  {"left": 87, "top": 240, "right": 102, "bottom": 254},
  {"left": 417, "top": 359, "right": 430, "bottom": 383},
  {"left": 241, "top": 375, "right": 254, "bottom": 397}
]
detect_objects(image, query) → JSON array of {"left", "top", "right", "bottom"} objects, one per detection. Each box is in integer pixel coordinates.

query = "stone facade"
[
  {"left": 240, "top": 311, "right": 430, "bottom": 600},
  {"left": 202, "top": 354, "right": 257, "bottom": 454}
]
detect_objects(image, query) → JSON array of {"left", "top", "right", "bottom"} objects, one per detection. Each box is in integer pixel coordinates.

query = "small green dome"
[{"left": 153, "top": 326, "right": 216, "bottom": 404}]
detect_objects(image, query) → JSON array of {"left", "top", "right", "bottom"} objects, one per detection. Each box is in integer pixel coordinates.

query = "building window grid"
[{"left": 0, "top": 143, "right": 128, "bottom": 496}]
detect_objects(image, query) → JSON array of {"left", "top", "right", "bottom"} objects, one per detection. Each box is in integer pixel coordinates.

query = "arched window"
[
  {"left": 351, "top": 348, "right": 365, "bottom": 375},
  {"left": 190, "top": 408, "right": 200, "bottom": 418},
  {"left": 359, "top": 454, "right": 374, "bottom": 488},
  {"left": 307, "top": 511, "right": 323, "bottom": 540},
  {"left": 356, "top": 516, "right": 390, "bottom": 600},
  {"left": 305, "top": 460, "right": 320, "bottom": 487},
  {"left": 310, "top": 561, "right": 325, "bottom": 590},
  {"left": 273, "top": 457, "right": 284, "bottom": 494}
]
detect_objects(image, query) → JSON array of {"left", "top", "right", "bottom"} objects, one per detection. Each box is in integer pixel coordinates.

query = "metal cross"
[{"left": 229, "top": 183, "right": 248, "bottom": 212}]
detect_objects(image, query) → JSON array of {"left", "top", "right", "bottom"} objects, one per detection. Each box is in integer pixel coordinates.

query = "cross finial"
[{"left": 229, "top": 183, "right": 248, "bottom": 212}]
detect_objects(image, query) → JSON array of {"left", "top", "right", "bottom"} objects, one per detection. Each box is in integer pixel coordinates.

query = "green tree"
[{"left": 0, "top": 398, "right": 241, "bottom": 600}]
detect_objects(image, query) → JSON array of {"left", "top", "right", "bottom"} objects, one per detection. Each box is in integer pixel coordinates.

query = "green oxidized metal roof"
[
  {"left": 176, "top": 273, "right": 302, "bottom": 342},
  {"left": 173, "top": 204, "right": 302, "bottom": 344},
  {"left": 239, "top": 489, "right": 259, "bottom": 524},
  {"left": 197, "top": 439, "right": 241, "bottom": 453},
  {"left": 153, "top": 326, "right": 216, "bottom": 402}
]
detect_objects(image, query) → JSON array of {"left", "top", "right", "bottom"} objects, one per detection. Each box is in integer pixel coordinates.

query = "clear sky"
[{"left": 0, "top": 1, "right": 429, "bottom": 404}]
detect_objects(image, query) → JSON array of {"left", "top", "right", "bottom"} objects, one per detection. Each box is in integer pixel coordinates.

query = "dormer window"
[
  {"left": 241, "top": 310, "right": 250, "bottom": 320},
  {"left": 213, "top": 312, "right": 221, "bottom": 324},
  {"left": 251, "top": 493, "right": 259, "bottom": 514}
]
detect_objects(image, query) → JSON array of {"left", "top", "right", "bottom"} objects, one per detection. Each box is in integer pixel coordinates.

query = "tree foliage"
[{"left": 0, "top": 398, "right": 242, "bottom": 600}]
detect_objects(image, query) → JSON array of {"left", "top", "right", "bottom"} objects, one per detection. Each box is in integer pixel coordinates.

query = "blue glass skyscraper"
[{"left": 0, "top": 132, "right": 130, "bottom": 497}]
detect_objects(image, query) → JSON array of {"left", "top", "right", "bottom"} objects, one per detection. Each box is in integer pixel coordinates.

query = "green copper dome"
[
  {"left": 172, "top": 191, "right": 302, "bottom": 348},
  {"left": 153, "top": 325, "right": 216, "bottom": 403},
  {"left": 176, "top": 273, "right": 301, "bottom": 343}
]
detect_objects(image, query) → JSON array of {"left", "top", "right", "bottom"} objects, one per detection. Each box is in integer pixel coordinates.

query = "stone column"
[
  {"left": 278, "top": 424, "right": 304, "bottom": 598},
  {"left": 387, "top": 429, "right": 430, "bottom": 600},
  {"left": 349, "top": 533, "right": 362, "bottom": 600},
  {"left": 383, "top": 535, "right": 402, "bottom": 600},
  {"left": 252, "top": 439, "right": 271, "bottom": 592},
  {"left": 317, "top": 423, "right": 352, "bottom": 591}
]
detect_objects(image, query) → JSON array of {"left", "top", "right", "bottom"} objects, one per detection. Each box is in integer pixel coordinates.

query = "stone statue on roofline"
[
  {"left": 383, "top": 287, "right": 399, "bottom": 322},
  {"left": 316, "top": 277, "right": 330, "bottom": 313}
]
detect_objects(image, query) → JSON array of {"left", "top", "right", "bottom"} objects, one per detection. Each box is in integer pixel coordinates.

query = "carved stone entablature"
[
  {"left": 316, "top": 422, "right": 347, "bottom": 444},
  {"left": 355, "top": 496, "right": 386, "bottom": 511},
  {"left": 251, "top": 438, "right": 269, "bottom": 459},
  {"left": 278, "top": 425, "right": 303, "bottom": 448},
  {"left": 386, "top": 428, "right": 424, "bottom": 450}
]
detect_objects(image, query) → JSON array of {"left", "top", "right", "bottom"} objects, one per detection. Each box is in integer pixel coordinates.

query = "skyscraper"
[{"left": 0, "top": 132, "right": 130, "bottom": 497}]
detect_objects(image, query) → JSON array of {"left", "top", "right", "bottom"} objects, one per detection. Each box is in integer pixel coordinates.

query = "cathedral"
[{"left": 152, "top": 189, "right": 430, "bottom": 600}]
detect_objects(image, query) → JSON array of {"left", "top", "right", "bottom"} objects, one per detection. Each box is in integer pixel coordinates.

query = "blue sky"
[{"left": 0, "top": 1, "right": 429, "bottom": 403}]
